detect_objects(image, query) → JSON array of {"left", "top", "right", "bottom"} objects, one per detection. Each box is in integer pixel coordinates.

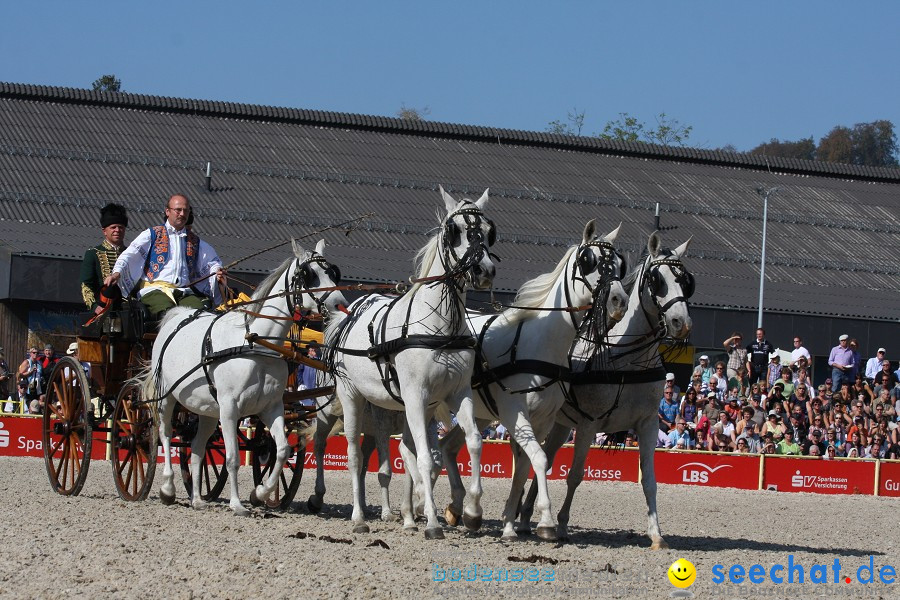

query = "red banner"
[
  {"left": 548, "top": 445, "right": 639, "bottom": 482},
  {"left": 878, "top": 461, "right": 900, "bottom": 497},
  {"left": 654, "top": 451, "right": 759, "bottom": 489},
  {"left": 763, "top": 455, "right": 875, "bottom": 495},
  {"left": 0, "top": 416, "right": 106, "bottom": 460}
]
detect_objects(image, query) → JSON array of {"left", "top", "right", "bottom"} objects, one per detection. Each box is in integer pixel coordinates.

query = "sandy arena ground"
[{"left": 0, "top": 455, "right": 897, "bottom": 600}]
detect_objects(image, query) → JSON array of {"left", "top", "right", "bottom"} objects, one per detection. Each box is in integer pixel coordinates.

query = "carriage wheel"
[
  {"left": 110, "top": 381, "right": 158, "bottom": 501},
  {"left": 250, "top": 421, "right": 306, "bottom": 510},
  {"left": 179, "top": 422, "right": 229, "bottom": 501},
  {"left": 42, "top": 356, "right": 93, "bottom": 496}
]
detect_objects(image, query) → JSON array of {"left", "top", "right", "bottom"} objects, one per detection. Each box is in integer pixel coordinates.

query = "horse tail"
[{"left": 297, "top": 419, "right": 317, "bottom": 448}]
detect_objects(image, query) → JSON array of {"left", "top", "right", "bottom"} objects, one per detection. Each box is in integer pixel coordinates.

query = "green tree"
[
  {"left": 92, "top": 74, "right": 121, "bottom": 93},
  {"left": 598, "top": 112, "right": 692, "bottom": 146},
  {"left": 749, "top": 137, "right": 816, "bottom": 161},
  {"left": 849, "top": 120, "right": 898, "bottom": 167},
  {"left": 546, "top": 108, "right": 586, "bottom": 136}
]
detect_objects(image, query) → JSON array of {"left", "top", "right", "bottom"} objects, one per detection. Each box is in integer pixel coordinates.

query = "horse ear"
[
  {"left": 602, "top": 222, "right": 622, "bottom": 244},
  {"left": 315, "top": 239, "right": 326, "bottom": 256},
  {"left": 582, "top": 219, "right": 596, "bottom": 243},
  {"left": 473, "top": 188, "right": 489, "bottom": 210},
  {"left": 648, "top": 231, "right": 662, "bottom": 258},
  {"left": 291, "top": 238, "right": 302, "bottom": 258},
  {"left": 440, "top": 185, "right": 457, "bottom": 213},
  {"left": 672, "top": 236, "right": 692, "bottom": 259}
]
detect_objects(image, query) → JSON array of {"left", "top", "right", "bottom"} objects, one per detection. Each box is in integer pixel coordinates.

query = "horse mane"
[
  {"left": 252, "top": 254, "right": 299, "bottom": 304},
  {"left": 503, "top": 246, "right": 576, "bottom": 324}
]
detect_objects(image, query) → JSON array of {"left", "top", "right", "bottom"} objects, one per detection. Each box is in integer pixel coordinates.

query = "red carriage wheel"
[
  {"left": 111, "top": 380, "right": 158, "bottom": 501},
  {"left": 42, "top": 356, "right": 93, "bottom": 495}
]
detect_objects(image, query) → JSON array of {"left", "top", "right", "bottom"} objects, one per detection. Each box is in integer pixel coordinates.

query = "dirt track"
[{"left": 0, "top": 455, "right": 896, "bottom": 599}]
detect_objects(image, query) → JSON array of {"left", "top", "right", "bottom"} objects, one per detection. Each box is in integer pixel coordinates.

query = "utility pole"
[{"left": 756, "top": 186, "right": 779, "bottom": 328}]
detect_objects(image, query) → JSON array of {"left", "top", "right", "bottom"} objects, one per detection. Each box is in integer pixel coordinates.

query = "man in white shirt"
[
  {"left": 865, "top": 348, "right": 887, "bottom": 384},
  {"left": 790, "top": 336, "right": 811, "bottom": 371},
  {"left": 105, "top": 194, "right": 223, "bottom": 317}
]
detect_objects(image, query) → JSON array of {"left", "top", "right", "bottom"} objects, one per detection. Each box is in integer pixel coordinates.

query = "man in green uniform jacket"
[{"left": 80, "top": 203, "right": 128, "bottom": 314}]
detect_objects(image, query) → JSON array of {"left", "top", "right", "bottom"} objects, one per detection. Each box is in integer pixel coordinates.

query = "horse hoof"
[
  {"left": 402, "top": 524, "right": 418, "bottom": 533},
  {"left": 536, "top": 526, "right": 558, "bottom": 541},
  {"left": 249, "top": 489, "right": 264, "bottom": 507},
  {"left": 515, "top": 527, "right": 531, "bottom": 537},
  {"left": 500, "top": 532, "right": 519, "bottom": 542},
  {"left": 232, "top": 506, "right": 251, "bottom": 518},
  {"left": 462, "top": 513, "right": 482, "bottom": 532},
  {"left": 306, "top": 496, "right": 322, "bottom": 514},
  {"left": 191, "top": 500, "right": 208, "bottom": 511},
  {"left": 381, "top": 512, "right": 398, "bottom": 523},
  {"left": 650, "top": 538, "right": 669, "bottom": 550},
  {"left": 353, "top": 523, "right": 370, "bottom": 534},
  {"left": 424, "top": 527, "right": 445, "bottom": 540},
  {"left": 159, "top": 490, "right": 176, "bottom": 506},
  {"left": 444, "top": 505, "right": 461, "bottom": 527}
]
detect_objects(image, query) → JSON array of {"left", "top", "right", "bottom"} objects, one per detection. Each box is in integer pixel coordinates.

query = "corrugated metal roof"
[{"left": 0, "top": 82, "right": 898, "bottom": 321}]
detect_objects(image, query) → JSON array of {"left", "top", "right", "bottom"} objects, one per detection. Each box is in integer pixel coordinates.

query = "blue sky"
[{"left": 4, "top": 1, "right": 898, "bottom": 152}]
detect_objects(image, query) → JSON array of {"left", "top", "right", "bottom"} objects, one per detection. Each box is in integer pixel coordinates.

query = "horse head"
[
  {"left": 439, "top": 186, "right": 497, "bottom": 290},
  {"left": 640, "top": 232, "right": 693, "bottom": 339},
  {"left": 574, "top": 219, "right": 629, "bottom": 336},
  {"left": 290, "top": 238, "right": 349, "bottom": 316}
]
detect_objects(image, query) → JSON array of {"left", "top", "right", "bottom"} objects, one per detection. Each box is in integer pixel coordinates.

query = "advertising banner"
[
  {"left": 654, "top": 451, "right": 759, "bottom": 489},
  {"left": 877, "top": 461, "right": 900, "bottom": 497},
  {"left": 0, "top": 416, "right": 106, "bottom": 460},
  {"left": 763, "top": 456, "right": 875, "bottom": 495},
  {"left": 547, "top": 445, "right": 639, "bottom": 483}
]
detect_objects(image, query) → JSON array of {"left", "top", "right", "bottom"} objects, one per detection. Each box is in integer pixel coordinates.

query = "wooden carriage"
[{"left": 42, "top": 302, "right": 327, "bottom": 509}]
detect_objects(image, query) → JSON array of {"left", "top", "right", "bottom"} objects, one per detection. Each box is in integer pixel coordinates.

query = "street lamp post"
[{"left": 756, "top": 186, "right": 779, "bottom": 328}]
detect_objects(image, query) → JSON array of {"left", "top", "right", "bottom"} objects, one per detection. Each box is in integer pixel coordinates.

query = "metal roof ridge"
[{"left": 3, "top": 80, "right": 900, "bottom": 184}]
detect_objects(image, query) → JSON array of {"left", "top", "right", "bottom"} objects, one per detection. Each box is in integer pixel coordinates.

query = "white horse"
[
  {"left": 518, "top": 232, "right": 693, "bottom": 548},
  {"left": 435, "top": 220, "right": 629, "bottom": 541},
  {"left": 325, "top": 187, "right": 497, "bottom": 539},
  {"left": 144, "top": 240, "right": 347, "bottom": 516}
]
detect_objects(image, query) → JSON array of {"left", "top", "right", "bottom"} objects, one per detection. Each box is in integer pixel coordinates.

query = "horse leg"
[
  {"left": 520, "top": 420, "right": 569, "bottom": 532},
  {"left": 452, "top": 395, "right": 483, "bottom": 532},
  {"left": 307, "top": 411, "right": 334, "bottom": 514},
  {"left": 342, "top": 396, "right": 369, "bottom": 533},
  {"left": 504, "top": 413, "right": 556, "bottom": 541},
  {"left": 437, "top": 424, "right": 466, "bottom": 527},
  {"left": 403, "top": 401, "right": 443, "bottom": 539},
  {"left": 216, "top": 413, "right": 248, "bottom": 517},
  {"left": 158, "top": 398, "right": 177, "bottom": 505},
  {"left": 189, "top": 416, "right": 217, "bottom": 511},
  {"left": 637, "top": 418, "right": 667, "bottom": 549},
  {"left": 557, "top": 420, "right": 596, "bottom": 542},
  {"left": 370, "top": 415, "right": 396, "bottom": 522},
  {"left": 500, "top": 438, "right": 532, "bottom": 541},
  {"left": 397, "top": 432, "right": 418, "bottom": 530},
  {"left": 251, "top": 406, "right": 290, "bottom": 506}
]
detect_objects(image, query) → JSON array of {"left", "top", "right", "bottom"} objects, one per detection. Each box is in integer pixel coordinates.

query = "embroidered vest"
[{"left": 145, "top": 225, "right": 201, "bottom": 283}]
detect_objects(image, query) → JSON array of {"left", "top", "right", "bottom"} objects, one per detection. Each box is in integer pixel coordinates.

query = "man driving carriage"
[
  {"left": 80, "top": 203, "right": 128, "bottom": 314},
  {"left": 104, "top": 194, "right": 224, "bottom": 318}
]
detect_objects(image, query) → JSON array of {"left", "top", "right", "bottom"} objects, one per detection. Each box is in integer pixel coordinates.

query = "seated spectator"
[
  {"left": 824, "top": 443, "right": 841, "bottom": 459},
  {"left": 823, "top": 378, "right": 834, "bottom": 402},
  {"left": 793, "top": 361, "right": 812, "bottom": 387},
  {"left": 664, "top": 372, "right": 681, "bottom": 397},
  {"left": 680, "top": 388, "right": 699, "bottom": 425},
  {"left": 729, "top": 365, "right": 750, "bottom": 398},
  {"left": 760, "top": 410, "right": 784, "bottom": 438},
  {"left": 695, "top": 428, "right": 711, "bottom": 451},
  {"left": 807, "top": 414, "right": 827, "bottom": 440},
  {"left": 692, "top": 356, "right": 713, "bottom": 388},
  {"left": 708, "top": 375, "right": 724, "bottom": 404},
  {"left": 824, "top": 426, "right": 842, "bottom": 450},
  {"left": 884, "top": 442, "right": 900, "bottom": 460},
  {"left": 776, "top": 429, "right": 801, "bottom": 455},
  {"left": 735, "top": 438, "right": 751, "bottom": 453},
  {"left": 832, "top": 403, "right": 851, "bottom": 428},
  {"left": 846, "top": 447, "right": 860, "bottom": 458},
  {"left": 735, "top": 406, "right": 754, "bottom": 436},
  {"left": 789, "top": 384, "right": 810, "bottom": 413},
  {"left": 844, "top": 431, "right": 865, "bottom": 457},
  {"left": 777, "top": 367, "right": 795, "bottom": 402},
  {"left": 808, "top": 395, "right": 828, "bottom": 428},
  {"left": 736, "top": 421, "right": 761, "bottom": 453},
  {"left": 723, "top": 395, "right": 741, "bottom": 422},
  {"left": 761, "top": 436, "right": 778, "bottom": 455},
  {"left": 701, "top": 391, "right": 721, "bottom": 422},
  {"left": 786, "top": 412, "right": 808, "bottom": 442},
  {"left": 852, "top": 374, "right": 874, "bottom": 404},
  {"left": 747, "top": 382, "right": 763, "bottom": 404},
  {"left": 866, "top": 437, "right": 885, "bottom": 459},
  {"left": 711, "top": 424, "right": 735, "bottom": 452},
  {"left": 668, "top": 418, "right": 692, "bottom": 449},
  {"left": 746, "top": 396, "right": 766, "bottom": 429},
  {"left": 716, "top": 411, "right": 736, "bottom": 441},
  {"left": 658, "top": 386, "right": 679, "bottom": 432},
  {"left": 834, "top": 382, "right": 854, "bottom": 406},
  {"left": 765, "top": 383, "right": 785, "bottom": 413},
  {"left": 657, "top": 427, "right": 672, "bottom": 449},
  {"left": 623, "top": 431, "right": 638, "bottom": 448},
  {"left": 803, "top": 430, "right": 826, "bottom": 456}
]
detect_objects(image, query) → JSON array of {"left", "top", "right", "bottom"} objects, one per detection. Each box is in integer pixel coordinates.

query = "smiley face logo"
[{"left": 668, "top": 558, "right": 696, "bottom": 588}]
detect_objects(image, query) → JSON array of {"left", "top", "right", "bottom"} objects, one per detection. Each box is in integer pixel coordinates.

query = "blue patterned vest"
[{"left": 145, "top": 225, "right": 201, "bottom": 283}]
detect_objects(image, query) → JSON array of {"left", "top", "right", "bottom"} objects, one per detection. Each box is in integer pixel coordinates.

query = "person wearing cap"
[
  {"left": 105, "top": 194, "right": 224, "bottom": 318},
  {"left": 776, "top": 429, "right": 801, "bottom": 455},
  {"left": 692, "top": 355, "right": 713, "bottom": 387},
  {"left": 667, "top": 418, "right": 693, "bottom": 449},
  {"left": 701, "top": 390, "right": 721, "bottom": 421},
  {"left": 873, "top": 360, "right": 899, "bottom": 391},
  {"left": 765, "top": 351, "right": 782, "bottom": 388},
  {"left": 81, "top": 203, "right": 129, "bottom": 315},
  {"left": 865, "top": 348, "right": 887, "bottom": 383},
  {"left": 662, "top": 372, "right": 681, "bottom": 397},
  {"left": 722, "top": 332, "right": 747, "bottom": 380},
  {"left": 745, "top": 327, "right": 774, "bottom": 384},
  {"left": 65, "top": 342, "right": 91, "bottom": 379},
  {"left": 789, "top": 335, "right": 811, "bottom": 371},
  {"left": 760, "top": 409, "right": 784, "bottom": 438},
  {"left": 828, "top": 334, "right": 855, "bottom": 393},
  {"left": 736, "top": 420, "right": 761, "bottom": 453}
]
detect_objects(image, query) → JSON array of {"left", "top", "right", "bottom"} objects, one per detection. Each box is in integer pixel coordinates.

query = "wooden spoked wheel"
[
  {"left": 250, "top": 422, "right": 306, "bottom": 510},
  {"left": 111, "top": 381, "right": 158, "bottom": 501},
  {"left": 42, "top": 356, "right": 93, "bottom": 496},
  {"left": 179, "top": 420, "right": 229, "bottom": 502}
]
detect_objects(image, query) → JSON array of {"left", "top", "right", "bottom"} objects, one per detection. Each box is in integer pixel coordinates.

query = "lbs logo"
[{"left": 679, "top": 462, "right": 731, "bottom": 483}]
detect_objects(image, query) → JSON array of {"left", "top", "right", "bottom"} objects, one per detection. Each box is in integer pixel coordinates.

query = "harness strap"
[{"left": 472, "top": 315, "right": 501, "bottom": 417}]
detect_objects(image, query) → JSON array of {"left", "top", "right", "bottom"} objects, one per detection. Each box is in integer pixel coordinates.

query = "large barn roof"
[{"left": 1, "top": 81, "right": 898, "bottom": 322}]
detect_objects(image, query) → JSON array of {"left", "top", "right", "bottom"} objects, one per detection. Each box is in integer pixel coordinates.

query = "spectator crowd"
[{"left": 653, "top": 329, "right": 900, "bottom": 459}]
